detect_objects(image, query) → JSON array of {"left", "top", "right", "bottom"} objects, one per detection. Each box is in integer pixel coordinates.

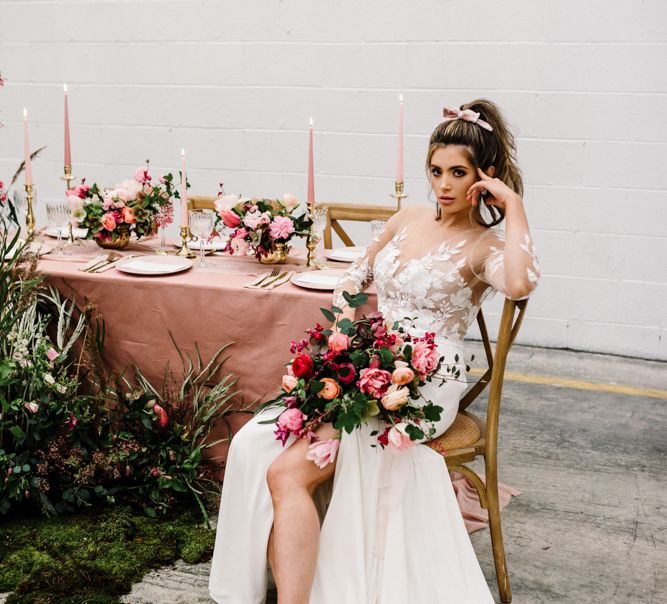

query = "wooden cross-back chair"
[
  {"left": 187, "top": 195, "right": 217, "bottom": 212},
  {"left": 427, "top": 298, "right": 528, "bottom": 603},
  {"left": 315, "top": 202, "right": 398, "bottom": 249}
]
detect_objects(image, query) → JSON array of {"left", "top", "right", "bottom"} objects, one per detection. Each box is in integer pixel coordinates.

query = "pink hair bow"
[{"left": 442, "top": 106, "right": 493, "bottom": 132}]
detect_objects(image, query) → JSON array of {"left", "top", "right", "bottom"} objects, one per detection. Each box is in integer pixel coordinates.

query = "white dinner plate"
[
  {"left": 3, "top": 241, "right": 53, "bottom": 260},
  {"left": 291, "top": 270, "right": 346, "bottom": 291},
  {"left": 45, "top": 226, "right": 89, "bottom": 239},
  {"left": 325, "top": 246, "right": 364, "bottom": 263},
  {"left": 115, "top": 255, "right": 193, "bottom": 276},
  {"left": 186, "top": 237, "right": 228, "bottom": 251}
]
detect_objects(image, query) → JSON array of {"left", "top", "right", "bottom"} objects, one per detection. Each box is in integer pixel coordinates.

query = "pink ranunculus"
[
  {"left": 24, "top": 402, "right": 39, "bottom": 414},
  {"left": 282, "top": 374, "right": 298, "bottom": 393},
  {"left": 121, "top": 206, "right": 136, "bottom": 224},
  {"left": 282, "top": 193, "right": 300, "bottom": 211},
  {"left": 46, "top": 347, "right": 59, "bottom": 362},
  {"left": 243, "top": 210, "right": 263, "bottom": 230},
  {"left": 153, "top": 403, "right": 169, "bottom": 427},
  {"left": 381, "top": 384, "right": 410, "bottom": 411},
  {"left": 269, "top": 215, "right": 295, "bottom": 240},
  {"left": 388, "top": 422, "right": 416, "bottom": 452},
  {"left": 306, "top": 438, "right": 340, "bottom": 469},
  {"left": 411, "top": 341, "right": 439, "bottom": 379},
  {"left": 327, "top": 332, "right": 349, "bottom": 353},
  {"left": 101, "top": 212, "right": 117, "bottom": 231},
  {"left": 133, "top": 167, "right": 151, "bottom": 184},
  {"left": 277, "top": 408, "right": 306, "bottom": 433},
  {"left": 358, "top": 367, "right": 392, "bottom": 399},
  {"left": 391, "top": 360, "right": 415, "bottom": 386},
  {"left": 219, "top": 209, "right": 241, "bottom": 228}
]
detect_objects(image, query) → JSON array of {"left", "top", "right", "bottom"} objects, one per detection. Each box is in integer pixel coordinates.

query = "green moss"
[{"left": 0, "top": 504, "right": 215, "bottom": 603}]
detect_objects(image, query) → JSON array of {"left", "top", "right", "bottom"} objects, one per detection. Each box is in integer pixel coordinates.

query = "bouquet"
[
  {"left": 68, "top": 163, "right": 179, "bottom": 244},
  {"left": 214, "top": 194, "right": 311, "bottom": 259},
  {"left": 260, "top": 293, "right": 463, "bottom": 467}
]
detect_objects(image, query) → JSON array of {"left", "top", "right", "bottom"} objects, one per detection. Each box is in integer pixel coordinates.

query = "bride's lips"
[{"left": 438, "top": 196, "right": 456, "bottom": 205}]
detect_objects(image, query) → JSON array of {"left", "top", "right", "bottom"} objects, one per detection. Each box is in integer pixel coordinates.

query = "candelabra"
[
  {"left": 305, "top": 203, "right": 317, "bottom": 268},
  {"left": 176, "top": 226, "right": 196, "bottom": 258},
  {"left": 390, "top": 181, "right": 408, "bottom": 210},
  {"left": 61, "top": 165, "right": 77, "bottom": 244},
  {"left": 24, "top": 184, "right": 36, "bottom": 237}
]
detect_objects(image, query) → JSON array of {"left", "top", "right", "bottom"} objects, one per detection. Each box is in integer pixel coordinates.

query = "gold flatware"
[
  {"left": 260, "top": 271, "right": 289, "bottom": 288},
  {"left": 252, "top": 266, "right": 280, "bottom": 287},
  {"left": 86, "top": 252, "right": 120, "bottom": 273}
]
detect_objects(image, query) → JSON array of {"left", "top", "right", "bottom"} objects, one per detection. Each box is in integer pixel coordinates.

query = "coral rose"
[
  {"left": 357, "top": 367, "right": 392, "bottom": 399},
  {"left": 317, "top": 378, "right": 341, "bottom": 400},
  {"left": 101, "top": 212, "right": 117, "bottom": 231},
  {"left": 391, "top": 360, "right": 415, "bottom": 386},
  {"left": 381, "top": 384, "right": 410, "bottom": 411},
  {"left": 411, "top": 341, "right": 439, "bottom": 379},
  {"left": 277, "top": 408, "right": 306, "bottom": 432},
  {"left": 292, "top": 354, "right": 314, "bottom": 380},
  {"left": 328, "top": 332, "right": 349, "bottom": 353},
  {"left": 121, "top": 206, "right": 136, "bottom": 224},
  {"left": 388, "top": 422, "right": 416, "bottom": 452},
  {"left": 282, "top": 374, "right": 298, "bottom": 393},
  {"left": 306, "top": 439, "right": 340, "bottom": 469}
]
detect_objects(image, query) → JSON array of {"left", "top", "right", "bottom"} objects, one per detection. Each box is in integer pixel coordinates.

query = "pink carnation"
[
  {"left": 269, "top": 216, "right": 295, "bottom": 240},
  {"left": 358, "top": 367, "right": 392, "bottom": 399}
]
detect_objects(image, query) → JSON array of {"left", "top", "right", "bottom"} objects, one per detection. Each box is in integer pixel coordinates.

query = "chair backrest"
[
  {"left": 460, "top": 299, "right": 528, "bottom": 449},
  {"left": 316, "top": 202, "right": 398, "bottom": 248},
  {"left": 187, "top": 195, "right": 217, "bottom": 212}
]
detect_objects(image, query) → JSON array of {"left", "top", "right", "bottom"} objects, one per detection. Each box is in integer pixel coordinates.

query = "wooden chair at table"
[
  {"left": 426, "top": 298, "right": 528, "bottom": 604},
  {"left": 315, "top": 202, "right": 398, "bottom": 249},
  {"left": 187, "top": 195, "right": 217, "bottom": 212}
]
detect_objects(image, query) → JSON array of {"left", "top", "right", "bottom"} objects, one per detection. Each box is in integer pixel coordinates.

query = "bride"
[{"left": 209, "top": 99, "right": 540, "bottom": 603}]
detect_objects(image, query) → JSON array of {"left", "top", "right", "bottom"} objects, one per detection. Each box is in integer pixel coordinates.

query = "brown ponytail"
[{"left": 426, "top": 99, "right": 523, "bottom": 227}]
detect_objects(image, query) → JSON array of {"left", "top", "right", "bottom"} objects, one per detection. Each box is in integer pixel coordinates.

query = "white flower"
[{"left": 43, "top": 373, "right": 55, "bottom": 385}]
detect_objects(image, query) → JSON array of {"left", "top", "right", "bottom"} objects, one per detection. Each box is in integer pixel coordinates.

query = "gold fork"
[
  {"left": 85, "top": 252, "right": 119, "bottom": 273},
  {"left": 253, "top": 266, "right": 280, "bottom": 287}
]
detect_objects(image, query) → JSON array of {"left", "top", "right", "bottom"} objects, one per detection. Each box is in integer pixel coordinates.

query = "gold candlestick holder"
[
  {"left": 61, "top": 165, "right": 78, "bottom": 245},
  {"left": 305, "top": 203, "right": 317, "bottom": 268},
  {"left": 24, "top": 184, "right": 36, "bottom": 237},
  {"left": 390, "top": 180, "right": 408, "bottom": 210},
  {"left": 176, "top": 226, "right": 196, "bottom": 258}
]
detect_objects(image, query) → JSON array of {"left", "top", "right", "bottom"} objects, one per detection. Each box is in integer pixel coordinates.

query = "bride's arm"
[{"left": 332, "top": 210, "right": 404, "bottom": 322}]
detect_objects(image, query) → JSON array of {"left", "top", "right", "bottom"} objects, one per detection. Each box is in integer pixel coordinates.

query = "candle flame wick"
[
  {"left": 399, "top": 93, "right": 403, "bottom": 102},
  {"left": 64, "top": 83, "right": 68, "bottom": 93},
  {"left": 23, "top": 108, "right": 28, "bottom": 118},
  {"left": 309, "top": 117, "right": 313, "bottom": 127},
  {"left": 181, "top": 148, "right": 185, "bottom": 157}
]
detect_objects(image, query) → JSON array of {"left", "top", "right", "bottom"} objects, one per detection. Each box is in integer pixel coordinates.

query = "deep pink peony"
[
  {"left": 358, "top": 367, "right": 392, "bottom": 399},
  {"left": 269, "top": 215, "right": 295, "bottom": 240},
  {"left": 277, "top": 408, "right": 306, "bottom": 432}
]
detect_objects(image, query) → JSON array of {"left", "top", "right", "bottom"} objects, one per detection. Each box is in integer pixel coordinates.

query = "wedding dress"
[{"left": 209, "top": 206, "right": 539, "bottom": 603}]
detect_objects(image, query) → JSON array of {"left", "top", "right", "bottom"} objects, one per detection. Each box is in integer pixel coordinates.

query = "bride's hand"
[{"left": 466, "top": 168, "right": 522, "bottom": 211}]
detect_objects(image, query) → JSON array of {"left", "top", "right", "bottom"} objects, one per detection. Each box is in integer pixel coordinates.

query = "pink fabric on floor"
[{"left": 450, "top": 471, "right": 521, "bottom": 533}]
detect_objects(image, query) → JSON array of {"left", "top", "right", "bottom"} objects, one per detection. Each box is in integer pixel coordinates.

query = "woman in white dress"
[{"left": 209, "top": 99, "right": 540, "bottom": 603}]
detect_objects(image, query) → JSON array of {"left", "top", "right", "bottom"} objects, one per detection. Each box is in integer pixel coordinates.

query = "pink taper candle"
[
  {"left": 396, "top": 94, "right": 404, "bottom": 182},
  {"left": 180, "top": 149, "right": 188, "bottom": 226},
  {"left": 307, "top": 118, "right": 315, "bottom": 206},
  {"left": 64, "top": 83, "right": 72, "bottom": 167},
  {"left": 23, "top": 108, "right": 33, "bottom": 186}
]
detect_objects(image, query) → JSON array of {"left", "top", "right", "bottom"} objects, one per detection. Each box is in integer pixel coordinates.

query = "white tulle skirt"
[{"left": 209, "top": 340, "right": 495, "bottom": 603}]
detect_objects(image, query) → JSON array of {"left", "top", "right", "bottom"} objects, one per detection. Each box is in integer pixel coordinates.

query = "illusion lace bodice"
[{"left": 333, "top": 206, "right": 540, "bottom": 341}]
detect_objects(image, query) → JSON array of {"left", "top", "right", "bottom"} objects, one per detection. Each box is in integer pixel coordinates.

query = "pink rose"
[
  {"left": 282, "top": 374, "right": 298, "bottom": 393},
  {"left": 391, "top": 360, "right": 415, "bottom": 386},
  {"left": 24, "top": 402, "right": 39, "bottom": 414},
  {"left": 243, "top": 210, "right": 263, "bottom": 230},
  {"left": 388, "top": 423, "right": 416, "bottom": 452},
  {"left": 153, "top": 403, "right": 169, "bottom": 427},
  {"left": 101, "top": 212, "right": 117, "bottom": 231},
  {"left": 46, "top": 347, "right": 59, "bottom": 362},
  {"left": 306, "top": 438, "right": 340, "bottom": 469},
  {"left": 381, "top": 384, "right": 410, "bottom": 411},
  {"left": 269, "top": 216, "right": 295, "bottom": 240},
  {"left": 121, "top": 206, "right": 136, "bottom": 224},
  {"left": 411, "top": 341, "right": 439, "bottom": 379},
  {"left": 327, "top": 332, "right": 349, "bottom": 354},
  {"left": 358, "top": 367, "right": 392, "bottom": 399},
  {"left": 277, "top": 408, "right": 306, "bottom": 432}
]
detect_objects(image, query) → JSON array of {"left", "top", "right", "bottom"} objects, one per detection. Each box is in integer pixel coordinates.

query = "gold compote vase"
[
  {"left": 95, "top": 225, "right": 131, "bottom": 250},
  {"left": 259, "top": 242, "right": 290, "bottom": 264}
]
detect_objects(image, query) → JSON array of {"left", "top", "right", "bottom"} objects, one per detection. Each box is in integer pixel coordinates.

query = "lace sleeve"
[
  {"left": 332, "top": 212, "right": 402, "bottom": 313},
  {"left": 473, "top": 230, "right": 540, "bottom": 301}
]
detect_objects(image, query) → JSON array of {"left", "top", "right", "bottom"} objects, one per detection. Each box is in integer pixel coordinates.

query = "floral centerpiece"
[
  {"left": 68, "top": 163, "right": 179, "bottom": 249},
  {"left": 260, "top": 293, "right": 462, "bottom": 467},
  {"left": 214, "top": 194, "right": 311, "bottom": 262}
]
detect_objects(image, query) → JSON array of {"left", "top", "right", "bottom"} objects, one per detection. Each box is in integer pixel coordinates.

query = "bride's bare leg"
[{"left": 266, "top": 424, "right": 339, "bottom": 604}]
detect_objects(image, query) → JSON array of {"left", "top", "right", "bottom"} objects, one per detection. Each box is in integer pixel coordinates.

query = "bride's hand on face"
[{"left": 466, "top": 168, "right": 522, "bottom": 211}]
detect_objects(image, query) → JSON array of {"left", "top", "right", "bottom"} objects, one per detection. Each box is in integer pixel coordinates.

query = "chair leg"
[{"left": 486, "top": 482, "right": 512, "bottom": 603}]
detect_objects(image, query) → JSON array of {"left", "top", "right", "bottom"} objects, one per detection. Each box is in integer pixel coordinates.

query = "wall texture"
[{"left": 1, "top": 0, "right": 666, "bottom": 359}]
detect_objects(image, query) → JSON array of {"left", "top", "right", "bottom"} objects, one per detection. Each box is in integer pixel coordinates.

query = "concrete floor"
[{"left": 6, "top": 344, "right": 666, "bottom": 604}]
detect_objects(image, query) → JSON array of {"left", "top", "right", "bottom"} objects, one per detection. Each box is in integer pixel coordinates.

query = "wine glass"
[
  {"left": 189, "top": 210, "right": 215, "bottom": 269},
  {"left": 11, "top": 189, "right": 30, "bottom": 234},
  {"left": 45, "top": 201, "right": 71, "bottom": 255},
  {"left": 313, "top": 207, "right": 327, "bottom": 245}
]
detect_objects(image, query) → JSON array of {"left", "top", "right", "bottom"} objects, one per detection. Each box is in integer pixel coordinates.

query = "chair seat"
[{"left": 426, "top": 412, "right": 482, "bottom": 456}]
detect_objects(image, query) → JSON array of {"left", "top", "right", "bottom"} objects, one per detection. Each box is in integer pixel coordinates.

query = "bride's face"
[{"left": 429, "top": 146, "right": 478, "bottom": 215}]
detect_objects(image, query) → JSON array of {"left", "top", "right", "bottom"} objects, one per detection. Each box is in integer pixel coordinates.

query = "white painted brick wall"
[{"left": 1, "top": 0, "right": 666, "bottom": 360}]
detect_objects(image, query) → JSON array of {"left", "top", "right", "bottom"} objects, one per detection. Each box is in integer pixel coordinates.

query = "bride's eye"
[
  {"left": 453, "top": 169, "right": 466, "bottom": 177},
  {"left": 430, "top": 167, "right": 441, "bottom": 176}
]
